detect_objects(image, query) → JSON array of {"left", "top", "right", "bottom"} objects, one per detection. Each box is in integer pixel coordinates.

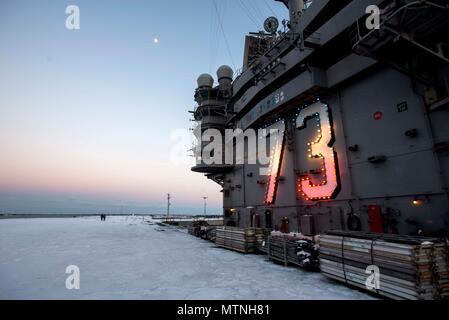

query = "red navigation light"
[{"left": 373, "top": 111, "right": 383, "bottom": 120}]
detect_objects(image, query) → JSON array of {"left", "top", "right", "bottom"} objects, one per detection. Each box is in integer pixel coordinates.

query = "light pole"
[
  {"left": 202, "top": 197, "right": 208, "bottom": 215},
  {"left": 167, "top": 193, "right": 171, "bottom": 218}
]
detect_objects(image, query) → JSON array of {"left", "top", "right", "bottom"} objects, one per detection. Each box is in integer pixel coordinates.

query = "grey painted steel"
[{"left": 191, "top": 0, "right": 449, "bottom": 237}]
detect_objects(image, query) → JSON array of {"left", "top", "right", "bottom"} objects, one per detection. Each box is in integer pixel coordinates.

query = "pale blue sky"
[{"left": 0, "top": 0, "right": 288, "bottom": 214}]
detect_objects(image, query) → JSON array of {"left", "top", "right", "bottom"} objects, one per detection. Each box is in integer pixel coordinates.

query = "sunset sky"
[{"left": 0, "top": 0, "right": 288, "bottom": 214}]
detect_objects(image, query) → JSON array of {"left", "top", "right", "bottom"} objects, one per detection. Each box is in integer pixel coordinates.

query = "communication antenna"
[{"left": 264, "top": 16, "right": 279, "bottom": 34}]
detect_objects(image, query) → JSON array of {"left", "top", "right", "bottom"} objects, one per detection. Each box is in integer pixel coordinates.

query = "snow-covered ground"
[{"left": 0, "top": 216, "right": 374, "bottom": 300}]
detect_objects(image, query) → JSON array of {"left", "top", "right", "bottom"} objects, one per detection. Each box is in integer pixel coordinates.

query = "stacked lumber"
[
  {"left": 188, "top": 223, "right": 217, "bottom": 242},
  {"left": 187, "top": 221, "right": 210, "bottom": 237},
  {"left": 215, "top": 227, "right": 268, "bottom": 253},
  {"left": 199, "top": 226, "right": 217, "bottom": 242},
  {"left": 259, "top": 232, "right": 320, "bottom": 271},
  {"left": 187, "top": 225, "right": 201, "bottom": 237},
  {"left": 320, "top": 231, "right": 449, "bottom": 300},
  {"left": 255, "top": 229, "right": 271, "bottom": 250}
]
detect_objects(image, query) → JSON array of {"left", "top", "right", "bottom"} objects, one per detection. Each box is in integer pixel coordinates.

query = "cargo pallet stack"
[
  {"left": 215, "top": 227, "right": 268, "bottom": 253},
  {"left": 259, "top": 233, "right": 320, "bottom": 270},
  {"left": 188, "top": 224, "right": 216, "bottom": 241},
  {"left": 187, "top": 225, "right": 201, "bottom": 237},
  {"left": 201, "top": 227, "right": 216, "bottom": 242},
  {"left": 320, "top": 231, "right": 449, "bottom": 300}
]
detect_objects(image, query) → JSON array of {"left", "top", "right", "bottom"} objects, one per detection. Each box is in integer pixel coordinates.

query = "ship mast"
[{"left": 275, "top": 0, "right": 305, "bottom": 27}]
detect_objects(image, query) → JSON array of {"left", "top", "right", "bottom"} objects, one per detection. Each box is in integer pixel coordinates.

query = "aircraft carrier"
[{"left": 189, "top": 0, "right": 449, "bottom": 237}]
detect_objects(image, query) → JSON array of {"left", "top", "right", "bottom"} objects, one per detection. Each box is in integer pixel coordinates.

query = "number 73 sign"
[{"left": 264, "top": 102, "right": 341, "bottom": 204}]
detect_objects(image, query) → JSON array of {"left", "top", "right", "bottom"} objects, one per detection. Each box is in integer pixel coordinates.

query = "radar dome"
[
  {"left": 217, "top": 65, "right": 233, "bottom": 81},
  {"left": 197, "top": 73, "right": 214, "bottom": 88}
]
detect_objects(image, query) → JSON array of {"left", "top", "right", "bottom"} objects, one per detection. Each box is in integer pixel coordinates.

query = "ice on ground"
[{"left": 0, "top": 216, "right": 374, "bottom": 300}]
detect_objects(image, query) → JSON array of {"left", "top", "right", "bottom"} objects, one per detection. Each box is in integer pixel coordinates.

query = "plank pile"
[
  {"left": 200, "top": 226, "right": 217, "bottom": 242},
  {"left": 187, "top": 225, "right": 201, "bottom": 237},
  {"left": 320, "top": 231, "right": 449, "bottom": 300},
  {"left": 259, "top": 232, "right": 320, "bottom": 270},
  {"left": 188, "top": 224, "right": 216, "bottom": 241},
  {"left": 255, "top": 229, "right": 271, "bottom": 250},
  {"left": 215, "top": 227, "right": 268, "bottom": 253}
]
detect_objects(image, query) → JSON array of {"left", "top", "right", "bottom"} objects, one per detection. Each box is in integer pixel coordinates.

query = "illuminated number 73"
[
  {"left": 264, "top": 120, "right": 286, "bottom": 205},
  {"left": 296, "top": 102, "right": 341, "bottom": 201}
]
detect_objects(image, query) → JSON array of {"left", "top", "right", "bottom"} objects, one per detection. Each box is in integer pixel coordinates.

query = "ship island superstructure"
[{"left": 189, "top": 0, "right": 449, "bottom": 237}]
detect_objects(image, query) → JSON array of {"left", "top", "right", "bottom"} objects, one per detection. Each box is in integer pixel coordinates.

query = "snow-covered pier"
[{"left": 0, "top": 216, "right": 373, "bottom": 299}]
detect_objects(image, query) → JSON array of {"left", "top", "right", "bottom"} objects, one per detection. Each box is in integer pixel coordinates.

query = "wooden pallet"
[{"left": 319, "top": 231, "right": 449, "bottom": 300}]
